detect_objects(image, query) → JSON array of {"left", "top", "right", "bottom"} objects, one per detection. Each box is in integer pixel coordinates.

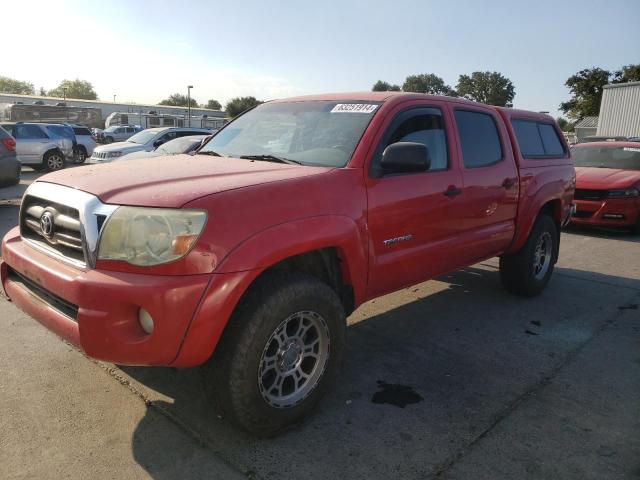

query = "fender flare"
[
  {"left": 217, "top": 214, "right": 367, "bottom": 304},
  {"left": 507, "top": 182, "right": 563, "bottom": 255}
]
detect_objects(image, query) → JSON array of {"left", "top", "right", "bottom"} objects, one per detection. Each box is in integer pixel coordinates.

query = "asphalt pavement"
[{"left": 0, "top": 171, "right": 638, "bottom": 479}]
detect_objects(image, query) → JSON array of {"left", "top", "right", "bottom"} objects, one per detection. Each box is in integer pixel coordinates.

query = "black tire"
[
  {"left": 43, "top": 151, "right": 66, "bottom": 172},
  {"left": 500, "top": 214, "right": 558, "bottom": 296},
  {"left": 202, "top": 271, "right": 346, "bottom": 436},
  {"left": 75, "top": 147, "right": 87, "bottom": 164},
  {"left": 632, "top": 216, "right": 640, "bottom": 235},
  {"left": 105, "top": 136, "right": 114, "bottom": 144}
]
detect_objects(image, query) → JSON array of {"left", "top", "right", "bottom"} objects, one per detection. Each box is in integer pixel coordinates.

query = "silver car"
[
  {"left": 97, "top": 125, "right": 142, "bottom": 144},
  {"left": 0, "top": 123, "right": 74, "bottom": 172},
  {"left": 117, "top": 135, "right": 209, "bottom": 161},
  {"left": 89, "top": 127, "right": 212, "bottom": 163}
]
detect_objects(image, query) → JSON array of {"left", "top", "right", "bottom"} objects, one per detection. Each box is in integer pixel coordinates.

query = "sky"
[{"left": 3, "top": 0, "right": 639, "bottom": 116}]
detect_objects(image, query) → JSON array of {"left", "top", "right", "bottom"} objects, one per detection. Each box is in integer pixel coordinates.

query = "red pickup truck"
[{"left": 1, "top": 92, "right": 574, "bottom": 435}]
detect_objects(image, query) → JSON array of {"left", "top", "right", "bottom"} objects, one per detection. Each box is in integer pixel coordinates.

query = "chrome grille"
[
  {"left": 92, "top": 151, "right": 108, "bottom": 159},
  {"left": 19, "top": 182, "right": 119, "bottom": 269},
  {"left": 21, "top": 195, "right": 85, "bottom": 264}
]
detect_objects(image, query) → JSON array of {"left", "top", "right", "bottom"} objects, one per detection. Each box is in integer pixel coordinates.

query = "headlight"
[
  {"left": 107, "top": 151, "right": 123, "bottom": 158},
  {"left": 98, "top": 207, "right": 207, "bottom": 266},
  {"left": 607, "top": 188, "right": 639, "bottom": 198}
]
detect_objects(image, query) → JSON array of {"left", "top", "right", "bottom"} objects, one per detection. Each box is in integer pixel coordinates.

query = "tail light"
[{"left": 1, "top": 138, "right": 16, "bottom": 152}]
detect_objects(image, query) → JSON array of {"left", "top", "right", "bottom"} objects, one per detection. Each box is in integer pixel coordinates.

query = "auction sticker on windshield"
[{"left": 331, "top": 104, "right": 378, "bottom": 113}]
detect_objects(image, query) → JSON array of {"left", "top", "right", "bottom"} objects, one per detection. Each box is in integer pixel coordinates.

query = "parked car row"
[
  {"left": 88, "top": 127, "right": 212, "bottom": 163},
  {"left": 0, "top": 125, "right": 20, "bottom": 186}
]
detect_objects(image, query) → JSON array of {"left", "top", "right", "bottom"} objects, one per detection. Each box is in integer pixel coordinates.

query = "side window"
[
  {"left": 512, "top": 119, "right": 565, "bottom": 158},
  {"left": 538, "top": 124, "right": 564, "bottom": 156},
  {"left": 16, "top": 125, "right": 48, "bottom": 139},
  {"left": 159, "top": 131, "right": 177, "bottom": 143},
  {"left": 454, "top": 110, "right": 502, "bottom": 168},
  {"left": 383, "top": 108, "right": 448, "bottom": 171},
  {"left": 125, "top": 127, "right": 134, "bottom": 133}
]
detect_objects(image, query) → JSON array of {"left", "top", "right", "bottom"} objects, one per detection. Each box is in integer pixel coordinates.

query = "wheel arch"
[{"left": 171, "top": 216, "right": 367, "bottom": 367}]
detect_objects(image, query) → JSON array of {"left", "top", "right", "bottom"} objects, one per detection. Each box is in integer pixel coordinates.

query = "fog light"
[
  {"left": 603, "top": 213, "right": 624, "bottom": 219},
  {"left": 138, "top": 308, "right": 154, "bottom": 334}
]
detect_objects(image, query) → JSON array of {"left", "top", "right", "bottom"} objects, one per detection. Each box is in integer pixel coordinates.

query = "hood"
[
  {"left": 38, "top": 154, "right": 332, "bottom": 207},
  {"left": 93, "top": 142, "right": 148, "bottom": 154},
  {"left": 575, "top": 167, "right": 640, "bottom": 190}
]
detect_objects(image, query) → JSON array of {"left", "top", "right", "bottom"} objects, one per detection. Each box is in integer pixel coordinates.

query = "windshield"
[
  {"left": 199, "top": 101, "right": 381, "bottom": 167},
  {"left": 128, "top": 130, "right": 158, "bottom": 144},
  {"left": 104, "top": 126, "right": 118, "bottom": 132},
  {"left": 572, "top": 145, "right": 640, "bottom": 170},
  {"left": 157, "top": 136, "right": 204, "bottom": 154}
]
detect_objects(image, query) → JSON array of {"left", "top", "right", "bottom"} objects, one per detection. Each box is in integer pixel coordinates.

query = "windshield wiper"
[
  {"left": 239, "top": 154, "right": 302, "bottom": 165},
  {"left": 197, "top": 150, "right": 224, "bottom": 157}
]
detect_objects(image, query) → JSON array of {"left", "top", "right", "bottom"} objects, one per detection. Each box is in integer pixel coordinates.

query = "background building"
[
  {"left": 597, "top": 81, "right": 640, "bottom": 137},
  {"left": 0, "top": 92, "right": 224, "bottom": 126},
  {"left": 574, "top": 116, "right": 599, "bottom": 142}
]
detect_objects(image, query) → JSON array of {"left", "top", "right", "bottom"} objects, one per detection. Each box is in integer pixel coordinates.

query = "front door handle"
[{"left": 443, "top": 186, "right": 462, "bottom": 198}]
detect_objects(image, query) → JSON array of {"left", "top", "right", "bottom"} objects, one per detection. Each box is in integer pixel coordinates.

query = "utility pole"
[
  {"left": 113, "top": 94, "right": 116, "bottom": 103},
  {"left": 187, "top": 85, "right": 193, "bottom": 128}
]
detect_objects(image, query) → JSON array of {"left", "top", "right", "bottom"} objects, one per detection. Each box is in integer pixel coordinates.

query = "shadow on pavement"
[
  {"left": 564, "top": 224, "right": 640, "bottom": 243},
  {"left": 124, "top": 265, "right": 640, "bottom": 479}
]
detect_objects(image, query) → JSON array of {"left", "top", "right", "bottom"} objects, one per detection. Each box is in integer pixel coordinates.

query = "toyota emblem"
[{"left": 40, "top": 211, "right": 55, "bottom": 238}]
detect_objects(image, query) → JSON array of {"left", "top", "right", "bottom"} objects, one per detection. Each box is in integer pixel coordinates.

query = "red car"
[
  {"left": 571, "top": 142, "right": 640, "bottom": 233},
  {"left": 1, "top": 92, "right": 574, "bottom": 435}
]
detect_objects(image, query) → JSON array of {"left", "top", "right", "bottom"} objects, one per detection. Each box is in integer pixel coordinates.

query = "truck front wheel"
[
  {"left": 499, "top": 214, "right": 558, "bottom": 296},
  {"left": 203, "top": 272, "right": 346, "bottom": 436}
]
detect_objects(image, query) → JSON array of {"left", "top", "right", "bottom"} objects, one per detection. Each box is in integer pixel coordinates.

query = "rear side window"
[
  {"left": 512, "top": 119, "right": 565, "bottom": 158},
  {"left": 73, "top": 127, "right": 91, "bottom": 135},
  {"left": 454, "top": 110, "right": 502, "bottom": 168},
  {"left": 538, "top": 124, "right": 564, "bottom": 156}
]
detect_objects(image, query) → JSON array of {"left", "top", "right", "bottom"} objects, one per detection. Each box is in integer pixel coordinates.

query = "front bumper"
[
  {"left": 571, "top": 198, "right": 640, "bottom": 228},
  {"left": 1, "top": 227, "right": 212, "bottom": 366}
]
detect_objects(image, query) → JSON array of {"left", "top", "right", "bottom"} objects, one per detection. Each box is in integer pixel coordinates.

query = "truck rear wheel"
[
  {"left": 203, "top": 271, "right": 346, "bottom": 436},
  {"left": 499, "top": 214, "right": 558, "bottom": 296}
]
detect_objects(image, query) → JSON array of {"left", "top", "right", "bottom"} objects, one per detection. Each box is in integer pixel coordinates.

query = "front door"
[
  {"left": 14, "top": 124, "right": 50, "bottom": 164},
  {"left": 365, "top": 102, "right": 466, "bottom": 298}
]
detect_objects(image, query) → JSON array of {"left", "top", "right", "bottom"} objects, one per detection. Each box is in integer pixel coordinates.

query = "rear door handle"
[
  {"left": 502, "top": 178, "right": 516, "bottom": 189},
  {"left": 443, "top": 186, "right": 462, "bottom": 198}
]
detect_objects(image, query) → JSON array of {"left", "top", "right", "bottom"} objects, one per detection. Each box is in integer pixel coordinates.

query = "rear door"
[
  {"left": 450, "top": 106, "right": 519, "bottom": 262},
  {"left": 365, "top": 101, "right": 466, "bottom": 298}
]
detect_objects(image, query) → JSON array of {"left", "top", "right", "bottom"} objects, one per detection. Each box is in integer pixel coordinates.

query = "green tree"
[
  {"left": 48, "top": 79, "right": 98, "bottom": 100},
  {"left": 204, "top": 99, "right": 222, "bottom": 110},
  {"left": 38, "top": 87, "right": 46, "bottom": 96},
  {"left": 372, "top": 80, "right": 401, "bottom": 92},
  {"left": 158, "top": 93, "right": 199, "bottom": 107},
  {"left": 225, "top": 96, "right": 262, "bottom": 118},
  {"left": 556, "top": 117, "right": 573, "bottom": 132},
  {"left": 0, "top": 75, "right": 35, "bottom": 95},
  {"left": 559, "top": 67, "right": 610, "bottom": 119},
  {"left": 612, "top": 64, "right": 640, "bottom": 83},
  {"left": 402, "top": 74, "right": 455, "bottom": 95},
  {"left": 456, "top": 71, "right": 515, "bottom": 106}
]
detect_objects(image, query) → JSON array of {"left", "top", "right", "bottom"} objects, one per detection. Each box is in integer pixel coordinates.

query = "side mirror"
[
  {"left": 153, "top": 140, "right": 163, "bottom": 148},
  {"left": 380, "top": 142, "right": 430, "bottom": 174}
]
